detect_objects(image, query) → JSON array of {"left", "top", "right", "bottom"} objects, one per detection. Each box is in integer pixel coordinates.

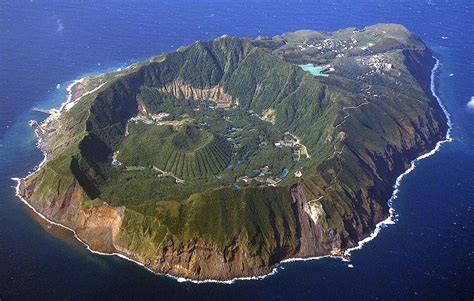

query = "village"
[
  {"left": 114, "top": 109, "right": 308, "bottom": 190},
  {"left": 295, "top": 36, "right": 358, "bottom": 55},
  {"left": 355, "top": 53, "right": 393, "bottom": 75},
  {"left": 287, "top": 29, "right": 399, "bottom": 89}
]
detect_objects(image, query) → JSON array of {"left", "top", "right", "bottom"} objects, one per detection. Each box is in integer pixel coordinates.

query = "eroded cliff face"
[
  {"left": 115, "top": 236, "right": 283, "bottom": 280},
  {"left": 157, "top": 78, "right": 236, "bottom": 107},
  {"left": 290, "top": 185, "right": 343, "bottom": 257},
  {"left": 19, "top": 174, "right": 293, "bottom": 280},
  {"left": 19, "top": 174, "right": 124, "bottom": 254}
]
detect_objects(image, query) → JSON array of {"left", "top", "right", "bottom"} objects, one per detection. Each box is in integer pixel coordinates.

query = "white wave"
[
  {"left": 467, "top": 96, "right": 474, "bottom": 109},
  {"left": 12, "top": 57, "right": 453, "bottom": 284},
  {"left": 56, "top": 18, "right": 64, "bottom": 32},
  {"left": 57, "top": 79, "right": 84, "bottom": 112},
  {"left": 344, "top": 57, "right": 453, "bottom": 256}
]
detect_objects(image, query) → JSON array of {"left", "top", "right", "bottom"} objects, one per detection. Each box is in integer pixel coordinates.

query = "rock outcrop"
[{"left": 157, "top": 78, "right": 236, "bottom": 108}]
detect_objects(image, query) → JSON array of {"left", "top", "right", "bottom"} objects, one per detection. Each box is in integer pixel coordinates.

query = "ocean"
[{"left": 0, "top": 0, "right": 473, "bottom": 299}]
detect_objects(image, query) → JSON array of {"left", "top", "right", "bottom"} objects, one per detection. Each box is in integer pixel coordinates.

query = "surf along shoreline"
[{"left": 11, "top": 56, "right": 452, "bottom": 284}]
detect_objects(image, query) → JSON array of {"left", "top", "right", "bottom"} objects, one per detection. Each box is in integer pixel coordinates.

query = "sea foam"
[
  {"left": 344, "top": 57, "right": 452, "bottom": 256},
  {"left": 467, "top": 96, "right": 474, "bottom": 109}
]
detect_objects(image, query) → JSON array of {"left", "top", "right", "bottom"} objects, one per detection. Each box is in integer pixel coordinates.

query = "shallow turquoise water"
[{"left": 299, "top": 64, "right": 329, "bottom": 76}]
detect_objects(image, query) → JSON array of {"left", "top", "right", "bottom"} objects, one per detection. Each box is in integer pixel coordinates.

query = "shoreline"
[
  {"left": 11, "top": 56, "right": 453, "bottom": 284},
  {"left": 26, "top": 78, "right": 85, "bottom": 177},
  {"left": 343, "top": 56, "right": 453, "bottom": 256}
]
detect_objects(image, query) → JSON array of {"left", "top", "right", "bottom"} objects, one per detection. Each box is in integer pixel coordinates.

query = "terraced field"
[{"left": 118, "top": 123, "right": 232, "bottom": 179}]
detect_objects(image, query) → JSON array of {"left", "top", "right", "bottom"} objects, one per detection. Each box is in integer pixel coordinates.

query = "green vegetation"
[
  {"left": 118, "top": 123, "right": 231, "bottom": 178},
  {"left": 120, "top": 186, "right": 297, "bottom": 260},
  {"left": 55, "top": 35, "right": 335, "bottom": 257}
]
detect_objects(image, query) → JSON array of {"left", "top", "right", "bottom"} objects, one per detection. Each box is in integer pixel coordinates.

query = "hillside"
[{"left": 18, "top": 24, "right": 448, "bottom": 281}]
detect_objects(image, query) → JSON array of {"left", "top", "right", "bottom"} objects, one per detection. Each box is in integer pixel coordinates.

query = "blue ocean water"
[{"left": 0, "top": 1, "right": 473, "bottom": 299}]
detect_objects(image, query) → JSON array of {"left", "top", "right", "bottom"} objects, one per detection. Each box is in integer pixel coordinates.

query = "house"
[
  {"left": 266, "top": 178, "right": 280, "bottom": 187},
  {"left": 216, "top": 100, "right": 231, "bottom": 108},
  {"left": 238, "top": 175, "right": 250, "bottom": 183}
]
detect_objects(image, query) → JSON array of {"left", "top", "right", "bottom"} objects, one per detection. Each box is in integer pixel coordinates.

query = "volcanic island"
[{"left": 18, "top": 24, "right": 448, "bottom": 281}]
